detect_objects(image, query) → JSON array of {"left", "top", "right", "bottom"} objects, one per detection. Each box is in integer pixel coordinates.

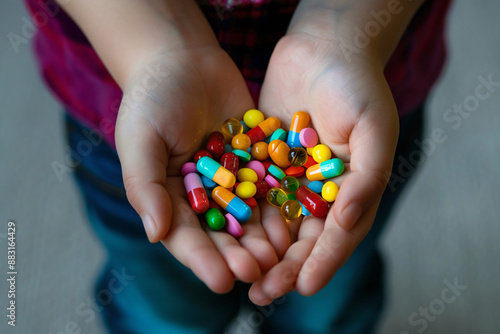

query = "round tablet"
[
  {"left": 299, "top": 128, "right": 318, "bottom": 148},
  {"left": 246, "top": 161, "right": 266, "bottom": 180},
  {"left": 265, "top": 175, "right": 281, "bottom": 188}
]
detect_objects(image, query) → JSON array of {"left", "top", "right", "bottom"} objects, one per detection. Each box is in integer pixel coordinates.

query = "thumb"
[
  {"left": 115, "top": 112, "right": 172, "bottom": 243},
  {"left": 333, "top": 106, "right": 399, "bottom": 231}
]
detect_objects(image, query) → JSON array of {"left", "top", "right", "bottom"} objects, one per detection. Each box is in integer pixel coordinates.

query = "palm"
[
  {"left": 249, "top": 34, "right": 399, "bottom": 304},
  {"left": 115, "top": 47, "right": 283, "bottom": 293}
]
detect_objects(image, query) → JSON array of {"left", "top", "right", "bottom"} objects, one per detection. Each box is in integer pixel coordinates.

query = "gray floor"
[{"left": 1, "top": 1, "right": 499, "bottom": 333}]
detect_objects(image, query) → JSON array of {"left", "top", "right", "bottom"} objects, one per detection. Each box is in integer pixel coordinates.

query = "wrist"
[{"left": 287, "top": 0, "right": 425, "bottom": 67}]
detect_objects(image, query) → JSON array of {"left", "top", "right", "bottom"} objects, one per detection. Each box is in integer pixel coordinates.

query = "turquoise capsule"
[
  {"left": 205, "top": 208, "right": 226, "bottom": 230},
  {"left": 306, "top": 158, "right": 345, "bottom": 181},
  {"left": 197, "top": 156, "right": 236, "bottom": 188}
]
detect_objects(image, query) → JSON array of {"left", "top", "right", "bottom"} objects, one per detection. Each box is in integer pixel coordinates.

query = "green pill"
[{"left": 205, "top": 208, "right": 226, "bottom": 231}]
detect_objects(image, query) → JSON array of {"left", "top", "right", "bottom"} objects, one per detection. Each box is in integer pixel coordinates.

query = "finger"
[
  {"left": 162, "top": 191, "right": 236, "bottom": 294},
  {"left": 333, "top": 108, "right": 398, "bottom": 230},
  {"left": 115, "top": 113, "right": 171, "bottom": 243},
  {"left": 259, "top": 200, "right": 291, "bottom": 260},
  {"left": 296, "top": 205, "right": 378, "bottom": 296},
  {"left": 238, "top": 204, "right": 280, "bottom": 274},
  {"left": 248, "top": 216, "right": 324, "bottom": 305},
  {"left": 206, "top": 227, "right": 262, "bottom": 283}
]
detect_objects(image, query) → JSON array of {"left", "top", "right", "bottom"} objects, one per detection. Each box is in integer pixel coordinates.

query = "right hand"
[{"left": 115, "top": 46, "right": 288, "bottom": 294}]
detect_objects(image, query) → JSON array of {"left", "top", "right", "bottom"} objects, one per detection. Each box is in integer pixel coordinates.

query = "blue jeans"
[{"left": 65, "top": 108, "right": 423, "bottom": 334}]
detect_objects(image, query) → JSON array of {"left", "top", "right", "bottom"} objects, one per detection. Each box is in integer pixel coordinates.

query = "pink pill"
[
  {"left": 181, "top": 162, "right": 198, "bottom": 176},
  {"left": 299, "top": 128, "right": 318, "bottom": 148},
  {"left": 265, "top": 175, "right": 281, "bottom": 188},
  {"left": 226, "top": 213, "right": 244, "bottom": 238},
  {"left": 245, "top": 161, "right": 266, "bottom": 180}
]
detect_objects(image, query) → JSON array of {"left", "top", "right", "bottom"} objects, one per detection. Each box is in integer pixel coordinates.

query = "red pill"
[
  {"left": 303, "top": 155, "right": 317, "bottom": 169},
  {"left": 220, "top": 152, "right": 239, "bottom": 176},
  {"left": 194, "top": 150, "right": 212, "bottom": 163},
  {"left": 296, "top": 186, "right": 329, "bottom": 218},
  {"left": 247, "top": 117, "right": 281, "bottom": 145},
  {"left": 184, "top": 173, "right": 210, "bottom": 214},
  {"left": 285, "top": 166, "right": 305, "bottom": 178},
  {"left": 242, "top": 197, "right": 257, "bottom": 210},
  {"left": 207, "top": 131, "right": 225, "bottom": 158},
  {"left": 254, "top": 180, "right": 271, "bottom": 199}
]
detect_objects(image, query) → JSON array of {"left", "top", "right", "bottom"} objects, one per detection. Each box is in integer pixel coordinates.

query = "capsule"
[
  {"left": 296, "top": 186, "right": 329, "bottom": 218},
  {"left": 184, "top": 173, "right": 210, "bottom": 214},
  {"left": 268, "top": 140, "right": 291, "bottom": 168},
  {"left": 212, "top": 186, "right": 252, "bottom": 223},
  {"left": 306, "top": 158, "right": 345, "bottom": 181},
  {"left": 247, "top": 117, "right": 281, "bottom": 145},
  {"left": 287, "top": 111, "right": 310, "bottom": 148},
  {"left": 197, "top": 156, "right": 236, "bottom": 188}
]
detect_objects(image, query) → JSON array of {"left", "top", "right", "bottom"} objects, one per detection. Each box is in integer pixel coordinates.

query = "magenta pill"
[
  {"left": 181, "top": 162, "right": 198, "bottom": 176},
  {"left": 226, "top": 213, "right": 244, "bottom": 238},
  {"left": 265, "top": 174, "right": 281, "bottom": 188},
  {"left": 246, "top": 160, "right": 266, "bottom": 180},
  {"left": 299, "top": 128, "right": 318, "bottom": 148}
]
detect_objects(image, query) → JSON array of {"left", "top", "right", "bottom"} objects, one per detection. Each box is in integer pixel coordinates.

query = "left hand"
[{"left": 249, "top": 32, "right": 400, "bottom": 305}]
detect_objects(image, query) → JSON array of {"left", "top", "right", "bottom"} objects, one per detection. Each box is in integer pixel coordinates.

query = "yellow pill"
[
  {"left": 322, "top": 181, "right": 339, "bottom": 202},
  {"left": 307, "top": 147, "right": 314, "bottom": 156},
  {"left": 312, "top": 144, "right": 332, "bottom": 163},
  {"left": 232, "top": 133, "right": 251, "bottom": 151},
  {"left": 221, "top": 118, "right": 243, "bottom": 139},
  {"left": 237, "top": 168, "right": 258, "bottom": 182},
  {"left": 243, "top": 109, "right": 265, "bottom": 129},
  {"left": 280, "top": 200, "right": 302, "bottom": 220},
  {"left": 236, "top": 181, "right": 257, "bottom": 199}
]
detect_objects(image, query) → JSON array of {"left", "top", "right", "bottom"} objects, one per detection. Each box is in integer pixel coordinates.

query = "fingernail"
[
  {"left": 141, "top": 213, "right": 157, "bottom": 242},
  {"left": 340, "top": 203, "right": 362, "bottom": 230}
]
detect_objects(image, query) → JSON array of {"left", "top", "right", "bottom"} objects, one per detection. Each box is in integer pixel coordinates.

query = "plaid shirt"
[{"left": 24, "top": 0, "right": 451, "bottom": 147}]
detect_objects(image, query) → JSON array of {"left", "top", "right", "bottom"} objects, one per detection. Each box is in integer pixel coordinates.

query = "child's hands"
[
  {"left": 115, "top": 46, "right": 283, "bottom": 294},
  {"left": 248, "top": 33, "right": 399, "bottom": 304}
]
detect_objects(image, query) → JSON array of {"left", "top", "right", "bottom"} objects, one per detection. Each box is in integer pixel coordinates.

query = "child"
[{"left": 24, "top": 0, "right": 451, "bottom": 333}]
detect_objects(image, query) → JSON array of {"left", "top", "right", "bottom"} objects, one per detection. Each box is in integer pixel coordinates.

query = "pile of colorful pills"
[{"left": 182, "top": 109, "right": 344, "bottom": 238}]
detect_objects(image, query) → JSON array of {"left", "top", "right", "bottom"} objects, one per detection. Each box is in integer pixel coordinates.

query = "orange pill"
[
  {"left": 251, "top": 141, "right": 269, "bottom": 161},
  {"left": 232, "top": 133, "right": 251, "bottom": 151},
  {"left": 268, "top": 140, "right": 291, "bottom": 168}
]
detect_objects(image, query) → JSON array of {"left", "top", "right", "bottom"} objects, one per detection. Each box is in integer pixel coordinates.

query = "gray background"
[{"left": 1, "top": 1, "right": 499, "bottom": 333}]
